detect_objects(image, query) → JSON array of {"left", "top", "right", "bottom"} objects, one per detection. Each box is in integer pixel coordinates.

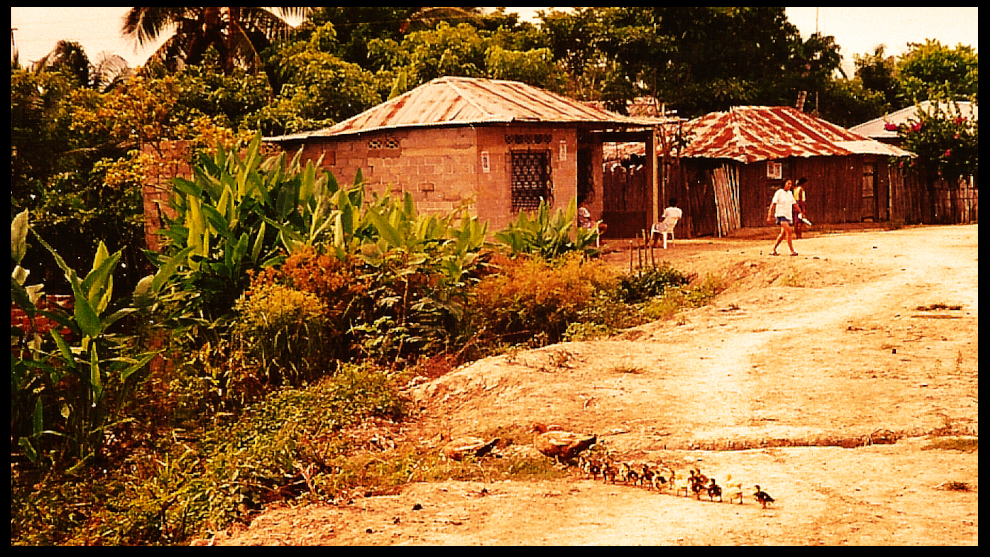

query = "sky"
[{"left": 11, "top": 7, "right": 980, "bottom": 76}]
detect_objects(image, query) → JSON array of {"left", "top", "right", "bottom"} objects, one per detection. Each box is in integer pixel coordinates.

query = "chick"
[
  {"left": 578, "top": 455, "right": 602, "bottom": 480},
  {"left": 691, "top": 482, "right": 705, "bottom": 501},
  {"left": 618, "top": 462, "right": 640, "bottom": 485},
  {"left": 641, "top": 464, "right": 656, "bottom": 490},
  {"left": 586, "top": 458, "right": 602, "bottom": 481},
  {"left": 601, "top": 460, "right": 617, "bottom": 484},
  {"left": 754, "top": 485, "right": 776, "bottom": 509},
  {"left": 724, "top": 475, "right": 745, "bottom": 505},
  {"left": 693, "top": 468, "right": 710, "bottom": 486},
  {"left": 670, "top": 470, "right": 689, "bottom": 497},
  {"left": 707, "top": 478, "right": 723, "bottom": 502},
  {"left": 651, "top": 469, "right": 669, "bottom": 493},
  {"left": 628, "top": 465, "right": 641, "bottom": 486}
]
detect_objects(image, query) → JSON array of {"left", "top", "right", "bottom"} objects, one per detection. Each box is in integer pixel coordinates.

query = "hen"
[{"left": 531, "top": 423, "right": 597, "bottom": 463}]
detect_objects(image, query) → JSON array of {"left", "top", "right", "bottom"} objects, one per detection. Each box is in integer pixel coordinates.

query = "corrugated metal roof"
[
  {"left": 269, "top": 77, "right": 656, "bottom": 142},
  {"left": 680, "top": 106, "right": 912, "bottom": 163},
  {"left": 851, "top": 101, "right": 978, "bottom": 141}
]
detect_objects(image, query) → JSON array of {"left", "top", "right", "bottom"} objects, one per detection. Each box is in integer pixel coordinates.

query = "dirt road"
[{"left": 212, "top": 225, "right": 978, "bottom": 546}]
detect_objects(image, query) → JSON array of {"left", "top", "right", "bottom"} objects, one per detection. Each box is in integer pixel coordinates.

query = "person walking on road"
[{"left": 768, "top": 179, "right": 799, "bottom": 257}]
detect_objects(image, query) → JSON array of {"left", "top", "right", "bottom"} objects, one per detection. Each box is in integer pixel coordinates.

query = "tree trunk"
[{"left": 224, "top": 7, "right": 240, "bottom": 74}]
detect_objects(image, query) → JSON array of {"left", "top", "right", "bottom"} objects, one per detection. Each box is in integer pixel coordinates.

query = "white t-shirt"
[
  {"left": 772, "top": 189, "right": 797, "bottom": 219},
  {"left": 663, "top": 207, "right": 683, "bottom": 221}
]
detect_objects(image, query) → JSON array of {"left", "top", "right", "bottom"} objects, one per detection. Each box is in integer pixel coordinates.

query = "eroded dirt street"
[{"left": 213, "top": 225, "right": 978, "bottom": 546}]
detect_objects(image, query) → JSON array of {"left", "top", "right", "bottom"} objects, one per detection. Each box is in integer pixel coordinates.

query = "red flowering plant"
[{"left": 895, "top": 98, "right": 979, "bottom": 186}]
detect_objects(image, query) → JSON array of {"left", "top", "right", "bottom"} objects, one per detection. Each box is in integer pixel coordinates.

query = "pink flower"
[
  {"left": 944, "top": 149, "right": 953, "bottom": 158},
  {"left": 954, "top": 117, "right": 968, "bottom": 125},
  {"left": 885, "top": 123, "right": 899, "bottom": 132},
  {"left": 912, "top": 122, "right": 923, "bottom": 133}
]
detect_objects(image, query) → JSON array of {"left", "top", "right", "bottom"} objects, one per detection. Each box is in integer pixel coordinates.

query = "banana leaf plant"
[
  {"left": 495, "top": 198, "right": 600, "bottom": 261},
  {"left": 11, "top": 210, "right": 175, "bottom": 470},
  {"left": 153, "top": 133, "right": 303, "bottom": 324}
]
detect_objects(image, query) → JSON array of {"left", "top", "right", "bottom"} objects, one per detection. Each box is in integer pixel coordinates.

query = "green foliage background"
[{"left": 9, "top": 6, "right": 978, "bottom": 546}]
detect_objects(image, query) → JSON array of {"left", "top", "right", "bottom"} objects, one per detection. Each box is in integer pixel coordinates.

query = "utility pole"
[{"left": 11, "top": 27, "right": 16, "bottom": 50}]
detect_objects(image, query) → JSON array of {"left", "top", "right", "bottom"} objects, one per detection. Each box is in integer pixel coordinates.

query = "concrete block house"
[{"left": 266, "top": 77, "right": 665, "bottom": 234}]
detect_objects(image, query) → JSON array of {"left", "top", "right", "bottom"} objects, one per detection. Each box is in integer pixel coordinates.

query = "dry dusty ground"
[{"left": 210, "top": 224, "right": 978, "bottom": 546}]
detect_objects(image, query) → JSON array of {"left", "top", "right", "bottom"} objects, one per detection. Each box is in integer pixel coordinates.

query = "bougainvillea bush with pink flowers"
[{"left": 894, "top": 98, "right": 978, "bottom": 187}]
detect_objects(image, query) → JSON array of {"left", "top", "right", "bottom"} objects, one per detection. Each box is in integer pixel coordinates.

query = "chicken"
[
  {"left": 531, "top": 424, "right": 597, "bottom": 463},
  {"left": 754, "top": 485, "right": 776, "bottom": 509},
  {"left": 442, "top": 436, "right": 500, "bottom": 461}
]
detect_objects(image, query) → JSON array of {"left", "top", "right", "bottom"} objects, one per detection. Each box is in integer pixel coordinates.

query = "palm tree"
[
  {"left": 32, "top": 40, "right": 134, "bottom": 91},
  {"left": 122, "top": 7, "right": 311, "bottom": 74},
  {"left": 399, "top": 7, "right": 483, "bottom": 34}
]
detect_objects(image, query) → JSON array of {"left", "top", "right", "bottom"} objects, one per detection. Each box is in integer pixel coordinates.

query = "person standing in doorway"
[
  {"left": 792, "top": 177, "right": 810, "bottom": 240},
  {"left": 768, "top": 180, "right": 799, "bottom": 257}
]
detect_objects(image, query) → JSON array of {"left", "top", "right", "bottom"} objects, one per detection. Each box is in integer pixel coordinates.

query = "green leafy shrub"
[
  {"left": 177, "top": 363, "right": 407, "bottom": 532},
  {"left": 232, "top": 283, "right": 331, "bottom": 387},
  {"left": 564, "top": 291, "right": 646, "bottom": 341},
  {"left": 618, "top": 263, "right": 693, "bottom": 304},
  {"left": 640, "top": 274, "right": 728, "bottom": 321},
  {"left": 466, "top": 254, "right": 619, "bottom": 347},
  {"left": 494, "top": 198, "right": 600, "bottom": 260},
  {"left": 11, "top": 211, "right": 176, "bottom": 470},
  {"left": 12, "top": 363, "right": 407, "bottom": 546}
]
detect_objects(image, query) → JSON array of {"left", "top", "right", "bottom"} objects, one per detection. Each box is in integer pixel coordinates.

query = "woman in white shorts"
[{"left": 767, "top": 180, "right": 799, "bottom": 257}]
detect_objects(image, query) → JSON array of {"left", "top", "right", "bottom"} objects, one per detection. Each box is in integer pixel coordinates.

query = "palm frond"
[{"left": 122, "top": 7, "right": 198, "bottom": 46}]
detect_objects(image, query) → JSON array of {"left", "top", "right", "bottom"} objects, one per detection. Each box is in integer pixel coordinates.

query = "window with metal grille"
[{"left": 511, "top": 151, "right": 552, "bottom": 212}]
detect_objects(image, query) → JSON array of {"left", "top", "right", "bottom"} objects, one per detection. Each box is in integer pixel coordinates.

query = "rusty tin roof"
[
  {"left": 681, "top": 106, "right": 912, "bottom": 163},
  {"left": 269, "top": 77, "right": 657, "bottom": 142}
]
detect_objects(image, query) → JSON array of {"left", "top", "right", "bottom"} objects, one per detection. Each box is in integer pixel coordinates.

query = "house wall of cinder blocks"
[{"left": 293, "top": 124, "right": 586, "bottom": 234}]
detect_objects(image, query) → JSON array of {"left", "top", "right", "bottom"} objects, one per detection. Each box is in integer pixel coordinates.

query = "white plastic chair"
[{"left": 650, "top": 217, "right": 680, "bottom": 249}]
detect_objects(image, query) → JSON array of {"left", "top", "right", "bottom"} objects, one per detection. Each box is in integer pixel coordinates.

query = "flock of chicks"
[
  {"left": 446, "top": 425, "right": 776, "bottom": 510},
  {"left": 523, "top": 423, "right": 775, "bottom": 509},
  {"left": 577, "top": 455, "right": 775, "bottom": 509}
]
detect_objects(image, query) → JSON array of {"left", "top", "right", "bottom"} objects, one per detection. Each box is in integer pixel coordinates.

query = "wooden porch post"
[{"left": 647, "top": 125, "right": 660, "bottom": 228}]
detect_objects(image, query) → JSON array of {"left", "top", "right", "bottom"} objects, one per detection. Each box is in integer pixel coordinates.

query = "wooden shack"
[
  {"left": 852, "top": 101, "right": 978, "bottom": 224},
  {"left": 676, "top": 106, "right": 916, "bottom": 237}
]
